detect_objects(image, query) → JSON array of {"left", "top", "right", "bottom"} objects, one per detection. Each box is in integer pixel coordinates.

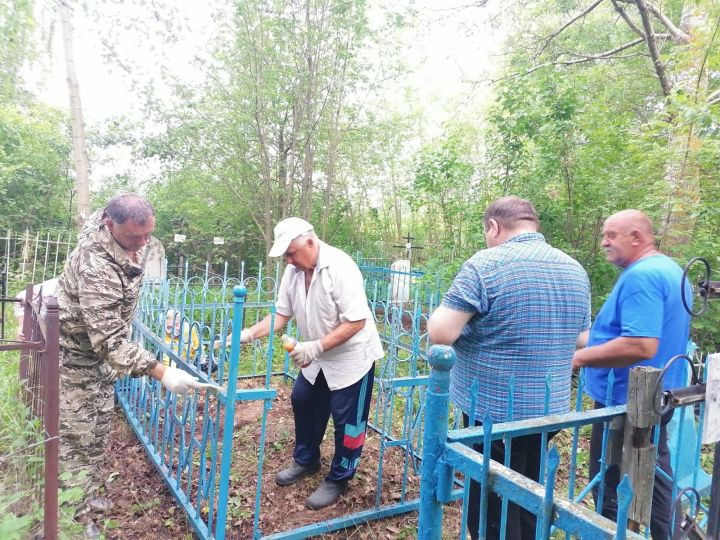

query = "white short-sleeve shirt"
[{"left": 275, "top": 241, "right": 384, "bottom": 390}]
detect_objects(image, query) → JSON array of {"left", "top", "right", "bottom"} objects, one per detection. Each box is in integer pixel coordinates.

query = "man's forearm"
[
  {"left": 246, "top": 313, "right": 291, "bottom": 341},
  {"left": 576, "top": 330, "right": 589, "bottom": 349},
  {"left": 319, "top": 320, "right": 365, "bottom": 352},
  {"left": 428, "top": 305, "right": 474, "bottom": 345},
  {"left": 572, "top": 336, "right": 659, "bottom": 369}
]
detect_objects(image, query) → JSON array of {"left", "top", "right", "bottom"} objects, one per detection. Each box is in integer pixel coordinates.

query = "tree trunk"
[
  {"left": 657, "top": 5, "right": 707, "bottom": 253},
  {"left": 59, "top": 0, "right": 90, "bottom": 228},
  {"left": 321, "top": 111, "right": 339, "bottom": 238}
]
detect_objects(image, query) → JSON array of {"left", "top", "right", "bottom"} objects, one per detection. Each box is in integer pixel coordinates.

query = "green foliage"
[
  {"left": 412, "top": 129, "right": 478, "bottom": 248},
  {"left": 0, "top": 0, "right": 35, "bottom": 100},
  {"left": 0, "top": 317, "right": 84, "bottom": 539},
  {"left": 0, "top": 102, "right": 73, "bottom": 230},
  {"left": 480, "top": 0, "right": 720, "bottom": 326}
]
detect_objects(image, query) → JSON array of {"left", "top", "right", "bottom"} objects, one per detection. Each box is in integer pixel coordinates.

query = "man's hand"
[
  {"left": 290, "top": 340, "right": 324, "bottom": 368},
  {"left": 160, "top": 366, "right": 203, "bottom": 394},
  {"left": 240, "top": 329, "right": 255, "bottom": 344},
  {"left": 224, "top": 328, "right": 255, "bottom": 347}
]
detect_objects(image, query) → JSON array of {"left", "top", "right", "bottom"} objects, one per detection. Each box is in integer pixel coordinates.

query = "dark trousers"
[
  {"left": 590, "top": 401, "right": 680, "bottom": 539},
  {"left": 464, "top": 414, "right": 557, "bottom": 540},
  {"left": 291, "top": 364, "right": 374, "bottom": 482}
]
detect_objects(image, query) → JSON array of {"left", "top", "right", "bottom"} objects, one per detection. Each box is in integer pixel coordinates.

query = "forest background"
[{"left": 2, "top": 0, "right": 720, "bottom": 348}]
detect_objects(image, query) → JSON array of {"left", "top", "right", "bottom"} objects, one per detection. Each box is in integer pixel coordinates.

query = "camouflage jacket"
[{"left": 58, "top": 209, "right": 158, "bottom": 377}]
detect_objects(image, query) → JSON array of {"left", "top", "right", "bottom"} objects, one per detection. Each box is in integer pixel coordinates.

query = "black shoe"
[
  {"left": 305, "top": 479, "right": 348, "bottom": 510},
  {"left": 275, "top": 461, "right": 321, "bottom": 486}
]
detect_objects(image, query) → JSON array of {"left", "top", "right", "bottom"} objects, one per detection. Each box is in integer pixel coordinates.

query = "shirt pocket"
[{"left": 313, "top": 290, "right": 341, "bottom": 329}]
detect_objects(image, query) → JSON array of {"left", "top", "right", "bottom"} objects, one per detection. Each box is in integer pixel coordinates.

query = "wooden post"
[{"left": 621, "top": 366, "right": 662, "bottom": 530}]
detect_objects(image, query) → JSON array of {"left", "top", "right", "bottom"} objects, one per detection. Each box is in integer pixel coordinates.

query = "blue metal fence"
[
  {"left": 417, "top": 344, "right": 712, "bottom": 539},
  {"left": 115, "top": 260, "right": 713, "bottom": 539},
  {"left": 115, "top": 261, "right": 447, "bottom": 538}
]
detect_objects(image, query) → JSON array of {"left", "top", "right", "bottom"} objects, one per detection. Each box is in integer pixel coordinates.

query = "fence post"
[
  {"left": 214, "top": 285, "right": 245, "bottom": 540},
  {"left": 418, "top": 344, "right": 455, "bottom": 540},
  {"left": 621, "top": 366, "right": 661, "bottom": 530},
  {"left": 43, "top": 297, "right": 60, "bottom": 540}
]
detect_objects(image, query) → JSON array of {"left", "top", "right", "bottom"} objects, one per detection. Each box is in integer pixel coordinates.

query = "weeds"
[{"left": 0, "top": 311, "right": 84, "bottom": 539}]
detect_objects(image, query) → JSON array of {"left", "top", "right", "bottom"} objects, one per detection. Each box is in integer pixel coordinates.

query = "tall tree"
[{"left": 59, "top": 0, "right": 90, "bottom": 227}]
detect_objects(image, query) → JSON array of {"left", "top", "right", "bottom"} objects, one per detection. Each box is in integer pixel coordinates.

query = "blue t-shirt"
[
  {"left": 441, "top": 233, "right": 591, "bottom": 422},
  {"left": 583, "top": 254, "right": 691, "bottom": 405}
]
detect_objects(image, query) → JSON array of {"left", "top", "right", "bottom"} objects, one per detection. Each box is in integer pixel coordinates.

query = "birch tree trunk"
[
  {"left": 59, "top": 0, "right": 90, "bottom": 228},
  {"left": 657, "top": 5, "right": 707, "bottom": 253}
]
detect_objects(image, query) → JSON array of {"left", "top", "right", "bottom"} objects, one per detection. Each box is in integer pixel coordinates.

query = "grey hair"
[
  {"left": 297, "top": 230, "right": 318, "bottom": 241},
  {"left": 105, "top": 194, "right": 155, "bottom": 225}
]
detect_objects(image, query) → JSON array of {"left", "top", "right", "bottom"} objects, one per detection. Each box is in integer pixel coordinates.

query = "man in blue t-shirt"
[{"left": 573, "top": 209, "right": 691, "bottom": 540}]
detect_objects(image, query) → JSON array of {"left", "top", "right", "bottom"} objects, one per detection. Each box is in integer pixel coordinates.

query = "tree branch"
[
  {"left": 615, "top": 0, "right": 691, "bottom": 43},
  {"left": 696, "top": 16, "right": 720, "bottom": 100},
  {"left": 611, "top": 0, "right": 645, "bottom": 38},
  {"left": 517, "top": 37, "right": 647, "bottom": 78},
  {"left": 645, "top": 1, "right": 691, "bottom": 43},
  {"left": 707, "top": 89, "right": 720, "bottom": 105},
  {"left": 634, "top": 0, "right": 672, "bottom": 96},
  {"left": 537, "top": 0, "right": 606, "bottom": 57}
]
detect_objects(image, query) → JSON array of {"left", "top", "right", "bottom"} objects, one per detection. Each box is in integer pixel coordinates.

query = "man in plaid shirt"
[{"left": 429, "top": 196, "right": 591, "bottom": 540}]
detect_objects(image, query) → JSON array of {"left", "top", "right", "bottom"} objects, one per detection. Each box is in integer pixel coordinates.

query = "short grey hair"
[
  {"left": 105, "top": 194, "right": 155, "bottom": 225},
  {"left": 297, "top": 230, "right": 318, "bottom": 241},
  {"left": 484, "top": 196, "right": 539, "bottom": 230}
]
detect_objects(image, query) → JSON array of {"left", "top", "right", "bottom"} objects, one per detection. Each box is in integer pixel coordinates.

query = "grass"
[{"left": 0, "top": 313, "right": 84, "bottom": 539}]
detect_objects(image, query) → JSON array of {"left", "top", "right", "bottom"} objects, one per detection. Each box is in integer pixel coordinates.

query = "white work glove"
[
  {"left": 289, "top": 340, "right": 324, "bottom": 369},
  {"left": 240, "top": 329, "right": 255, "bottom": 344},
  {"left": 160, "top": 366, "right": 202, "bottom": 394},
  {"left": 225, "top": 329, "right": 255, "bottom": 348}
]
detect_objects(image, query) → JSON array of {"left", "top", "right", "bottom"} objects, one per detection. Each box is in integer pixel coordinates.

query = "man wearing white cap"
[{"left": 240, "top": 217, "right": 384, "bottom": 509}]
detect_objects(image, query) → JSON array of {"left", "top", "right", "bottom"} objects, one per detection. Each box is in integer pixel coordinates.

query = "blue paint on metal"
[
  {"left": 499, "top": 375, "right": 515, "bottom": 539},
  {"left": 443, "top": 442, "right": 645, "bottom": 539},
  {"left": 478, "top": 412, "right": 493, "bottom": 540},
  {"left": 447, "top": 405, "right": 627, "bottom": 443},
  {"left": 418, "top": 345, "right": 455, "bottom": 540},
  {"left": 260, "top": 499, "right": 420, "bottom": 539},
  {"left": 616, "top": 475, "right": 634, "bottom": 540},
  {"left": 213, "top": 285, "right": 245, "bottom": 540},
  {"left": 538, "top": 446, "right": 560, "bottom": 540},
  {"left": 117, "top": 262, "right": 715, "bottom": 539},
  {"left": 567, "top": 368, "right": 584, "bottom": 506}
]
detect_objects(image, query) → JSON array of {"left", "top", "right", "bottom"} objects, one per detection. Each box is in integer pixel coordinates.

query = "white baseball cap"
[{"left": 268, "top": 217, "right": 314, "bottom": 257}]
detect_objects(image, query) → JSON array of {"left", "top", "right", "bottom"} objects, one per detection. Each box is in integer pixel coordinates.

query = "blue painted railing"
[
  {"left": 418, "top": 345, "right": 644, "bottom": 539},
  {"left": 417, "top": 345, "right": 713, "bottom": 539},
  {"left": 115, "top": 260, "right": 712, "bottom": 539}
]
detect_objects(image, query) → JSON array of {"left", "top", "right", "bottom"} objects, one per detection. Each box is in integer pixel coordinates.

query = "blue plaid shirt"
[{"left": 442, "top": 233, "right": 591, "bottom": 422}]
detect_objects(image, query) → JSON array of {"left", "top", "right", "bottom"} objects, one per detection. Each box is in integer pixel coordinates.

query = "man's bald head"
[
  {"left": 602, "top": 209, "right": 657, "bottom": 268},
  {"left": 606, "top": 209, "right": 654, "bottom": 237}
]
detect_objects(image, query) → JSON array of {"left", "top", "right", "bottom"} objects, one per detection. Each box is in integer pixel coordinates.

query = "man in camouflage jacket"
[{"left": 58, "top": 194, "right": 202, "bottom": 500}]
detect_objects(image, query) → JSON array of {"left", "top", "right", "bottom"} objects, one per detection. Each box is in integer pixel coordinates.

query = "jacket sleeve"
[{"left": 76, "top": 263, "right": 158, "bottom": 377}]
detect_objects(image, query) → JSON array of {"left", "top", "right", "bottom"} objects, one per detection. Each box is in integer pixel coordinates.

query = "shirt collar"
[
  {"left": 314, "top": 240, "right": 331, "bottom": 271},
  {"left": 505, "top": 232, "right": 545, "bottom": 244}
]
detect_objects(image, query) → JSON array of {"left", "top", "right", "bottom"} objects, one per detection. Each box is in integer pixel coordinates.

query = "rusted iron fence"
[{"left": 0, "top": 284, "right": 60, "bottom": 540}]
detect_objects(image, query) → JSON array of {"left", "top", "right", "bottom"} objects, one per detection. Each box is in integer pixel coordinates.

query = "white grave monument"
[{"left": 390, "top": 259, "right": 411, "bottom": 305}]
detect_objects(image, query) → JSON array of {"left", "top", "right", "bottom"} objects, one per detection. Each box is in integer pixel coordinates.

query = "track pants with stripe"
[{"left": 291, "top": 364, "right": 375, "bottom": 482}]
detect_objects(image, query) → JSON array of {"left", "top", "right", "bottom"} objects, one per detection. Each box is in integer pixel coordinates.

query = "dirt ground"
[{"left": 86, "top": 379, "right": 462, "bottom": 539}]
